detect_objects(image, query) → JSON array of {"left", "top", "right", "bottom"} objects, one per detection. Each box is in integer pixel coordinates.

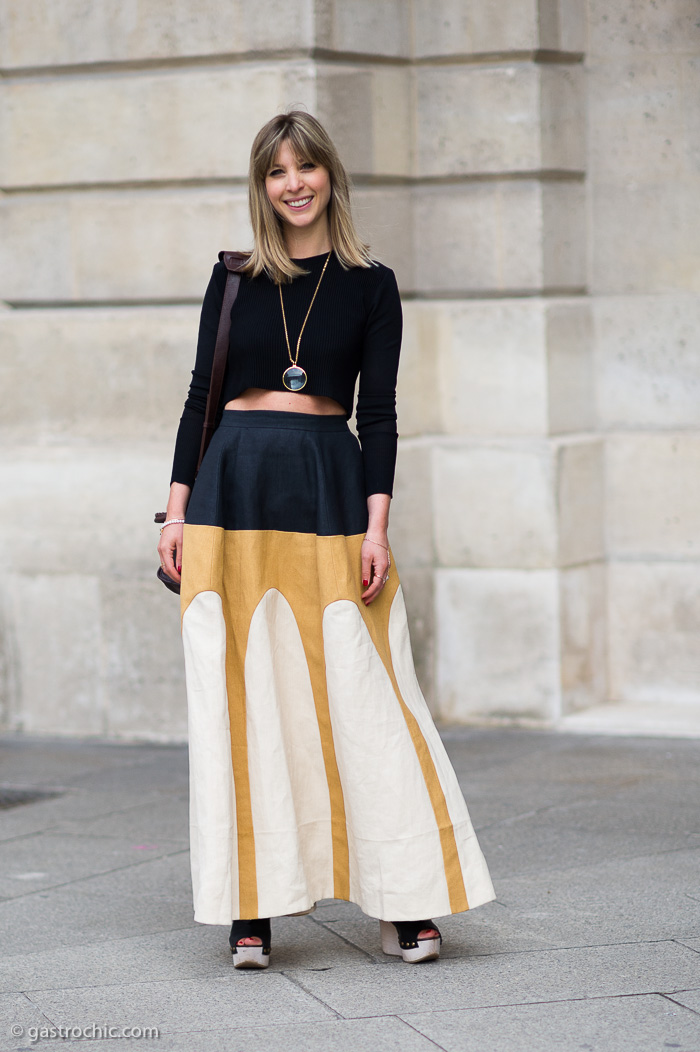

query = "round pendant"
[{"left": 282, "top": 365, "right": 308, "bottom": 392}]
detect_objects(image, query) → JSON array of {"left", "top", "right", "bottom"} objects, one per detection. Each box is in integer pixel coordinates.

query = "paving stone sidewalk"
[{"left": 1, "top": 728, "right": 698, "bottom": 1052}]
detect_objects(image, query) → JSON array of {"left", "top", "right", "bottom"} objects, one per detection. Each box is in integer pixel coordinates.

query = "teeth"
[{"left": 287, "top": 197, "right": 312, "bottom": 208}]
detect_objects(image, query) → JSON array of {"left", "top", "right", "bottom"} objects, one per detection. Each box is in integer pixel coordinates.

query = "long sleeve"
[
  {"left": 170, "top": 263, "right": 227, "bottom": 488},
  {"left": 355, "top": 266, "right": 403, "bottom": 497}
]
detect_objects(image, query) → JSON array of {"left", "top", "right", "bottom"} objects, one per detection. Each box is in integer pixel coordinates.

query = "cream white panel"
[
  {"left": 323, "top": 599, "right": 451, "bottom": 921},
  {"left": 245, "top": 588, "right": 334, "bottom": 917},
  {"left": 182, "top": 590, "right": 236, "bottom": 924},
  {"left": 388, "top": 587, "right": 496, "bottom": 910}
]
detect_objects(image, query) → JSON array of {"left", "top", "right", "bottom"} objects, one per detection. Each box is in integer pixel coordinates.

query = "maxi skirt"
[{"left": 181, "top": 409, "right": 495, "bottom": 924}]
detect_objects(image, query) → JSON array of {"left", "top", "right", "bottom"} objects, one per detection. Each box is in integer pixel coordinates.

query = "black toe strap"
[
  {"left": 391, "top": 920, "right": 442, "bottom": 949},
  {"left": 229, "top": 918, "right": 271, "bottom": 953}
]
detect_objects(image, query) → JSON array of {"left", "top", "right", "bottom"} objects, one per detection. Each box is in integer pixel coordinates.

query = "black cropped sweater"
[{"left": 170, "top": 251, "right": 403, "bottom": 497}]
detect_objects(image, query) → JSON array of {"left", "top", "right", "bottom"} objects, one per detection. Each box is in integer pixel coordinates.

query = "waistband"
[{"left": 219, "top": 409, "right": 351, "bottom": 433}]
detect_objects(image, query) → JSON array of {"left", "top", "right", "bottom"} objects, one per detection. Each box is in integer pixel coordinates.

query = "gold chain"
[{"left": 278, "top": 251, "right": 332, "bottom": 368}]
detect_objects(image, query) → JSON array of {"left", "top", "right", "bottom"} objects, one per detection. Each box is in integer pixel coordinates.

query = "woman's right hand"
[
  {"left": 158, "top": 483, "right": 191, "bottom": 585},
  {"left": 157, "top": 523, "right": 184, "bottom": 585}
]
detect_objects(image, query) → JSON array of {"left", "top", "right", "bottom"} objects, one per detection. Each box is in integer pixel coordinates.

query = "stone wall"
[
  {"left": 0, "top": 1, "right": 697, "bottom": 738},
  {"left": 587, "top": 0, "right": 700, "bottom": 709}
]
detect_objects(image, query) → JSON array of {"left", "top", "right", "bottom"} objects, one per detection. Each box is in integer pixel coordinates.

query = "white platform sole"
[
  {"left": 380, "top": 920, "right": 441, "bottom": 963},
  {"left": 231, "top": 944, "right": 270, "bottom": 969}
]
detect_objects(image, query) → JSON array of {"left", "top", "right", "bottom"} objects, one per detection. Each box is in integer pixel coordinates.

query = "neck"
[{"left": 283, "top": 221, "right": 332, "bottom": 259}]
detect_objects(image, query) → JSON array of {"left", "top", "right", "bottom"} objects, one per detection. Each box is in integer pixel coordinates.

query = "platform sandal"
[
  {"left": 380, "top": 920, "right": 442, "bottom": 963},
  {"left": 229, "top": 918, "right": 271, "bottom": 969}
]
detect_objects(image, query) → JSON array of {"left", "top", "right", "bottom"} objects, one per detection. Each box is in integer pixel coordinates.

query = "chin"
[{"left": 286, "top": 209, "right": 317, "bottom": 226}]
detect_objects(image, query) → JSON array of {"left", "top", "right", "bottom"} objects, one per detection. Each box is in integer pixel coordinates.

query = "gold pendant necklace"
[{"left": 279, "top": 251, "right": 331, "bottom": 391}]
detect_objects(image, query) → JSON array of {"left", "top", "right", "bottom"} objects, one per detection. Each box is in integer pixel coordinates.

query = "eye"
[
  {"left": 300, "top": 161, "right": 316, "bottom": 171},
  {"left": 267, "top": 167, "right": 284, "bottom": 177}
]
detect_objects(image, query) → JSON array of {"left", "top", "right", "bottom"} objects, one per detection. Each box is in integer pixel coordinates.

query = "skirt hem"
[{"left": 193, "top": 888, "right": 497, "bottom": 926}]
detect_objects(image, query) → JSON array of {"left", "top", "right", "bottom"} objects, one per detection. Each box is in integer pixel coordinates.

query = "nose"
[{"left": 285, "top": 167, "right": 304, "bottom": 193}]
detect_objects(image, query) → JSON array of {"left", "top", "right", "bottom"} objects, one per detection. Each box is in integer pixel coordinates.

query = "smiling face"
[{"left": 264, "top": 139, "right": 332, "bottom": 246}]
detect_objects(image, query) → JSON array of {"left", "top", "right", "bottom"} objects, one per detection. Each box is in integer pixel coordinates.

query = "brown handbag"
[{"left": 155, "top": 251, "right": 248, "bottom": 593}]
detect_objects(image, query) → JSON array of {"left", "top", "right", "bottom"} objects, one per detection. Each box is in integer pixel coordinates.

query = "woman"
[{"left": 158, "top": 111, "right": 494, "bottom": 969}]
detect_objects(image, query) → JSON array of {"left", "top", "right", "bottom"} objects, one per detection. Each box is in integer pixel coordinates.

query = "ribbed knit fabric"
[{"left": 170, "top": 251, "right": 403, "bottom": 497}]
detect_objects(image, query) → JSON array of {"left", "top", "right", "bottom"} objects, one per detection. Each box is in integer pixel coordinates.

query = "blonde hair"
[{"left": 242, "top": 111, "right": 372, "bottom": 284}]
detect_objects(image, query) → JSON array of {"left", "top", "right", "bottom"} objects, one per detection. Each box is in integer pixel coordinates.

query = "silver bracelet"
[{"left": 160, "top": 518, "right": 186, "bottom": 534}]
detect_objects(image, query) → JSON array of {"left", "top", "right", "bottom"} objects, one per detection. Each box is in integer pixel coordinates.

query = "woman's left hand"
[{"left": 360, "top": 537, "right": 391, "bottom": 605}]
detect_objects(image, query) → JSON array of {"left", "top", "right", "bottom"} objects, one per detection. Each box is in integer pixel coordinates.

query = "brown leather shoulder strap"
[
  {"left": 196, "top": 252, "right": 248, "bottom": 473},
  {"left": 219, "top": 250, "right": 250, "bottom": 272}
]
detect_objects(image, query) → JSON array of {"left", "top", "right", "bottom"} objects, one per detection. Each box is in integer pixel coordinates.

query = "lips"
[{"left": 285, "top": 196, "right": 313, "bottom": 210}]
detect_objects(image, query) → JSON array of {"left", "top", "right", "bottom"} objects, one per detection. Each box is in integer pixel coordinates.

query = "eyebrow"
[{"left": 268, "top": 156, "right": 316, "bottom": 171}]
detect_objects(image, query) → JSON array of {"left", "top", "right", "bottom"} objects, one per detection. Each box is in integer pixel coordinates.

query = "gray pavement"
[{"left": 1, "top": 728, "right": 699, "bottom": 1052}]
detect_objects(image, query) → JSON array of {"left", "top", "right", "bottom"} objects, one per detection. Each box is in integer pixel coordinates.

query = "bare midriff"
[{"left": 224, "top": 388, "right": 345, "bottom": 415}]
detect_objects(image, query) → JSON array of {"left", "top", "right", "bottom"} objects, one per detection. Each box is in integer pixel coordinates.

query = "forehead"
[
  {"left": 271, "top": 140, "right": 301, "bottom": 166},
  {"left": 269, "top": 134, "right": 321, "bottom": 168}
]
